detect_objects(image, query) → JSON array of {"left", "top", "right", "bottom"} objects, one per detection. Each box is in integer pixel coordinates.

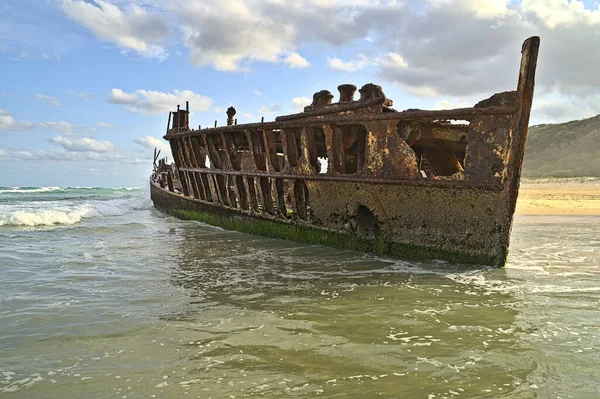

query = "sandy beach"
[{"left": 515, "top": 178, "right": 600, "bottom": 215}]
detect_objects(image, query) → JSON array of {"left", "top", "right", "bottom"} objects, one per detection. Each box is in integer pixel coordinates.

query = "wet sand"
[{"left": 516, "top": 178, "right": 600, "bottom": 215}]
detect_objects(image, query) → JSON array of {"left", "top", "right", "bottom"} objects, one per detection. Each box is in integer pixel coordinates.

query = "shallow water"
[{"left": 0, "top": 187, "right": 599, "bottom": 398}]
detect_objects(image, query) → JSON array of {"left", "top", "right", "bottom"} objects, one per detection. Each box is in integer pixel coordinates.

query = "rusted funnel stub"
[
  {"left": 359, "top": 83, "right": 386, "bottom": 101},
  {"left": 314, "top": 90, "right": 334, "bottom": 107},
  {"left": 226, "top": 106, "right": 237, "bottom": 126},
  {"left": 338, "top": 84, "right": 357, "bottom": 102}
]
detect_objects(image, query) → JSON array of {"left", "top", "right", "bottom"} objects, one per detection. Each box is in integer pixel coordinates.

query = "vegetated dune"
[
  {"left": 523, "top": 115, "right": 600, "bottom": 178},
  {"left": 515, "top": 178, "right": 600, "bottom": 215}
]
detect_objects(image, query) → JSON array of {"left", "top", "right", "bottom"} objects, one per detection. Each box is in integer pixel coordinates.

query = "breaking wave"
[
  {"left": 0, "top": 187, "right": 62, "bottom": 194},
  {"left": 0, "top": 197, "right": 152, "bottom": 227},
  {"left": 0, "top": 186, "right": 142, "bottom": 194}
]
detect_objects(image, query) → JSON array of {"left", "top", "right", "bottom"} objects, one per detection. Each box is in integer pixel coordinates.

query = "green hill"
[{"left": 522, "top": 115, "right": 600, "bottom": 178}]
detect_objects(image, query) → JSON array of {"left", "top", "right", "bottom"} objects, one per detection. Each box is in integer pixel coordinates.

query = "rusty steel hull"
[
  {"left": 150, "top": 37, "right": 540, "bottom": 267},
  {"left": 151, "top": 177, "right": 511, "bottom": 265}
]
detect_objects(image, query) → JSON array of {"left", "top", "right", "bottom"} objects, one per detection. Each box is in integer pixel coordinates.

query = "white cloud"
[
  {"left": 283, "top": 52, "right": 310, "bottom": 68},
  {"left": 434, "top": 99, "right": 475, "bottom": 110},
  {"left": 291, "top": 96, "right": 311, "bottom": 112},
  {"left": 35, "top": 94, "right": 61, "bottom": 107},
  {"left": 0, "top": 109, "right": 34, "bottom": 131},
  {"left": 379, "top": 52, "right": 408, "bottom": 69},
  {"left": 521, "top": 0, "right": 600, "bottom": 29},
  {"left": 61, "top": 0, "right": 169, "bottom": 60},
  {"left": 67, "top": 90, "right": 95, "bottom": 101},
  {"left": 327, "top": 53, "right": 370, "bottom": 72},
  {"left": 253, "top": 90, "right": 263, "bottom": 96},
  {"left": 109, "top": 88, "right": 212, "bottom": 115},
  {"left": 258, "top": 103, "right": 283, "bottom": 115},
  {"left": 531, "top": 94, "right": 600, "bottom": 124},
  {"left": 134, "top": 135, "right": 171, "bottom": 155},
  {"left": 44, "top": 0, "right": 600, "bottom": 124},
  {"left": 49, "top": 135, "right": 116, "bottom": 153},
  {"left": 108, "top": 88, "right": 139, "bottom": 105},
  {"left": 39, "top": 121, "right": 96, "bottom": 135},
  {"left": 0, "top": 147, "right": 146, "bottom": 164},
  {"left": 97, "top": 122, "right": 115, "bottom": 128},
  {"left": 173, "top": 0, "right": 363, "bottom": 71}
]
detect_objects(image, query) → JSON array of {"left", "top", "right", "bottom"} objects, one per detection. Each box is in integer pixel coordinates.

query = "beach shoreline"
[{"left": 515, "top": 178, "right": 600, "bottom": 215}]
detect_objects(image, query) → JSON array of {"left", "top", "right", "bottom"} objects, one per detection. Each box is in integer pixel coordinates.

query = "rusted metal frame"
[
  {"left": 356, "top": 128, "right": 366, "bottom": 173},
  {"left": 323, "top": 125, "right": 335, "bottom": 175},
  {"left": 331, "top": 125, "right": 346, "bottom": 174},
  {"left": 219, "top": 132, "right": 243, "bottom": 208},
  {"left": 261, "top": 129, "right": 282, "bottom": 213},
  {"left": 506, "top": 36, "right": 540, "bottom": 216},
  {"left": 246, "top": 177, "right": 260, "bottom": 212},
  {"left": 176, "top": 137, "right": 189, "bottom": 168},
  {"left": 243, "top": 130, "right": 264, "bottom": 211},
  {"left": 178, "top": 167, "right": 503, "bottom": 190},
  {"left": 280, "top": 128, "right": 291, "bottom": 168},
  {"left": 204, "top": 134, "right": 223, "bottom": 169},
  {"left": 263, "top": 129, "right": 282, "bottom": 172},
  {"left": 247, "top": 130, "right": 267, "bottom": 171},
  {"left": 174, "top": 110, "right": 179, "bottom": 132},
  {"left": 274, "top": 178, "right": 287, "bottom": 217},
  {"left": 259, "top": 176, "right": 275, "bottom": 214},
  {"left": 192, "top": 171, "right": 206, "bottom": 201},
  {"left": 192, "top": 173, "right": 206, "bottom": 201},
  {"left": 208, "top": 174, "right": 222, "bottom": 205},
  {"left": 215, "top": 174, "right": 230, "bottom": 206},
  {"left": 221, "top": 132, "right": 241, "bottom": 171},
  {"left": 226, "top": 175, "right": 238, "bottom": 209},
  {"left": 178, "top": 137, "right": 197, "bottom": 197},
  {"left": 169, "top": 138, "right": 184, "bottom": 169},
  {"left": 200, "top": 172, "right": 213, "bottom": 202},
  {"left": 184, "top": 170, "right": 196, "bottom": 198},
  {"left": 293, "top": 180, "right": 309, "bottom": 220},
  {"left": 303, "top": 127, "right": 319, "bottom": 171},
  {"left": 166, "top": 106, "right": 518, "bottom": 139},
  {"left": 275, "top": 98, "right": 384, "bottom": 121},
  {"left": 282, "top": 128, "right": 300, "bottom": 167},
  {"left": 246, "top": 129, "right": 274, "bottom": 213},
  {"left": 183, "top": 136, "right": 198, "bottom": 167},
  {"left": 166, "top": 171, "right": 174, "bottom": 192},
  {"left": 203, "top": 135, "right": 230, "bottom": 204},
  {"left": 235, "top": 176, "right": 250, "bottom": 210},
  {"left": 193, "top": 141, "right": 219, "bottom": 203},
  {"left": 190, "top": 136, "right": 206, "bottom": 168},
  {"left": 178, "top": 170, "right": 190, "bottom": 196},
  {"left": 207, "top": 173, "right": 223, "bottom": 205},
  {"left": 188, "top": 170, "right": 201, "bottom": 199}
]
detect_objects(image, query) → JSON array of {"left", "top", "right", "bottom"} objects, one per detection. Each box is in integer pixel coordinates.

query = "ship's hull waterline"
[
  {"left": 151, "top": 180, "right": 509, "bottom": 266},
  {"left": 150, "top": 37, "right": 540, "bottom": 267}
]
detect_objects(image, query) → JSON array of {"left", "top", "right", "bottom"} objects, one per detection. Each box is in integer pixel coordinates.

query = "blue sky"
[{"left": 1, "top": 0, "right": 600, "bottom": 187}]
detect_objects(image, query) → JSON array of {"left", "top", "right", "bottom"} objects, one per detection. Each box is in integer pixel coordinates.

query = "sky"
[{"left": 1, "top": 0, "right": 600, "bottom": 187}]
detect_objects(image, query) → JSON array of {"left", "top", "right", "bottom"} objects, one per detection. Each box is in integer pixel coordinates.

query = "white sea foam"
[
  {"left": 0, "top": 186, "right": 62, "bottom": 194},
  {"left": 0, "top": 197, "right": 152, "bottom": 227},
  {"left": 0, "top": 207, "right": 90, "bottom": 226}
]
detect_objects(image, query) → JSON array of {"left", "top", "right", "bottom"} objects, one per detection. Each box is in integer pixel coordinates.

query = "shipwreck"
[{"left": 150, "top": 37, "right": 540, "bottom": 266}]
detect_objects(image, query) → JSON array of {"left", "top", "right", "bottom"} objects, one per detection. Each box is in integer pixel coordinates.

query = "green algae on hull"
[{"left": 151, "top": 182, "right": 494, "bottom": 266}]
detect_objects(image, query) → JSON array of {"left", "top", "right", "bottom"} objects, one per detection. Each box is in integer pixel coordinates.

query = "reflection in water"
[
  {"left": 1, "top": 209, "right": 598, "bottom": 398},
  {"left": 164, "top": 227, "right": 535, "bottom": 398}
]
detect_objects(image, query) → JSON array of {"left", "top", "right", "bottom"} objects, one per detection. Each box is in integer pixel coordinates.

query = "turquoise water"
[{"left": 0, "top": 187, "right": 599, "bottom": 398}]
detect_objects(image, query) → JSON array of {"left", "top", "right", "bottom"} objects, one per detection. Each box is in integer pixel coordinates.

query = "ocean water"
[{"left": 0, "top": 186, "right": 599, "bottom": 398}]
